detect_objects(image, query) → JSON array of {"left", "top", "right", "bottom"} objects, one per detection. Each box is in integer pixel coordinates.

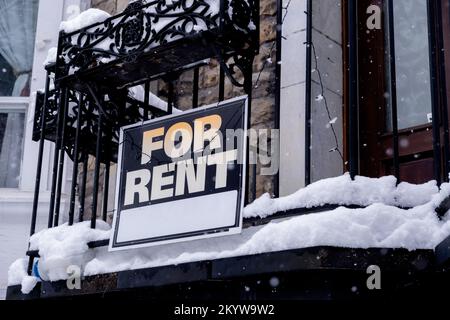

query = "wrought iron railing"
[
  {"left": 55, "top": 0, "right": 259, "bottom": 91},
  {"left": 28, "top": 0, "right": 260, "bottom": 274}
]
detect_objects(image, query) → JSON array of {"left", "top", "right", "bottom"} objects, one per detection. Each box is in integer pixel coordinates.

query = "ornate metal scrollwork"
[
  {"left": 57, "top": 0, "right": 259, "bottom": 77},
  {"left": 214, "top": 50, "right": 255, "bottom": 94},
  {"left": 45, "top": 0, "right": 260, "bottom": 164},
  {"left": 34, "top": 84, "right": 169, "bottom": 164},
  {"left": 58, "top": 0, "right": 227, "bottom": 75},
  {"left": 229, "top": 0, "right": 252, "bottom": 30},
  {"left": 33, "top": 90, "right": 60, "bottom": 142}
]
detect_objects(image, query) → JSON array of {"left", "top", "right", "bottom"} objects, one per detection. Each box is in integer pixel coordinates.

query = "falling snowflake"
[{"left": 269, "top": 277, "right": 280, "bottom": 288}]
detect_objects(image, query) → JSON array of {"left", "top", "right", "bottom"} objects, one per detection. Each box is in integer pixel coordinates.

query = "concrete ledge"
[{"left": 6, "top": 246, "right": 439, "bottom": 300}]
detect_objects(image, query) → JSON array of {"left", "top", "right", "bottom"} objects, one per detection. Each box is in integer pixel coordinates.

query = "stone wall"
[
  {"left": 83, "top": 0, "right": 279, "bottom": 221},
  {"left": 173, "top": 0, "right": 278, "bottom": 197}
]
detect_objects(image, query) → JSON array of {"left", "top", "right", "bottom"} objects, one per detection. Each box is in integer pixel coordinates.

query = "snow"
[
  {"left": 60, "top": 9, "right": 111, "bottom": 33},
  {"left": 8, "top": 175, "right": 450, "bottom": 294},
  {"left": 43, "top": 47, "right": 57, "bottom": 66},
  {"left": 59, "top": 1, "right": 248, "bottom": 76},
  {"left": 128, "top": 86, "right": 182, "bottom": 114},
  {"left": 244, "top": 174, "right": 439, "bottom": 219},
  {"left": 1, "top": 204, "right": 48, "bottom": 299},
  {"left": 27, "top": 221, "right": 110, "bottom": 282},
  {"left": 21, "top": 276, "right": 38, "bottom": 295},
  {"left": 6, "top": 259, "right": 38, "bottom": 294},
  {"left": 7, "top": 259, "right": 28, "bottom": 289}
]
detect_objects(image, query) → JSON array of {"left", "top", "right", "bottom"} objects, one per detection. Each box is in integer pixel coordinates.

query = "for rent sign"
[{"left": 109, "top": 96, "right": 248, "bottom": 251}]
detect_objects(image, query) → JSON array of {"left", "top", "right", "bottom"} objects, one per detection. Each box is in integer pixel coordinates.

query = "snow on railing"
[{"left": 56, "top": 0, "right": 259, "bottom": 76}]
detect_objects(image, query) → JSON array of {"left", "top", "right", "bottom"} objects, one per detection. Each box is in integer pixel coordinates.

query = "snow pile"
[
  {"left": 60, "top": 8, "right": 112, "bottom": 73},
  {"left": 43, "top": 47, "right": 58, "bottom": 66},
  {"left": 21, "top": 276, "right": 39, "bottom": 295},
  {"left": 28, "top": 221, "right": 110, "bottom": 282},
  {"left": 128, "top": 86, "right": 182, "bottom": 114},
  {"left": 244, "top": 174, "right": 439, "bottom": 219},
  {"left": 60, "top": 9, "right": 111, "bottom": 33},
  {"left": 9, "top": 175, "right": 450, "bottom": 294},
  {"left": 7, "top": 259, "right": 39, "bottom": 294}
]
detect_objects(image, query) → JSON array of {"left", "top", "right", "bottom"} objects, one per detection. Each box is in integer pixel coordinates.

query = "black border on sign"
[{"left": 109, "top": 96, "right": 248, "bottom": 251}]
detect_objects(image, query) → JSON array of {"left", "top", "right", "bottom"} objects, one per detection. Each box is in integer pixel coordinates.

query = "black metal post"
[
  {"left": 387, "top": 0, "right": 400, "bottom": 182},
  {"left": 428, "top": 0, "right": 442, "bottom": 185},
  {"left": 47, "top": 88, "right": 66, "bottom": 228},
  {"left": 27, "top": 72, "right": 51, "bottom": 275},
  {"left": 91, "top": 113, "right": 103, "bottom": 229},
  {"left": 102, "top": 161, "right": 110, "bottom": 222},
  {"left": 144, "top": 81, "right": 150, "bottom": 120},
  {"left": 244, "top": 67, "right": 255, "bottom": 204},
  {"left": 219, "top": 63, "right": 225, "bottom": 102},
  {"left": 347, "top": 0, "right": 359, "bottom": 179},
  {"left": 168, "top": 80, "right": 174, "bottom": 114},
  {"left": 193, "top": 67, "right": 199, "bottom": 108},
  {"left": 78, "top": 151, "right": 88, "bottom": 223},
  {"left": 304, "top": 0, "right": 312, "bottom": 186},
  {"left": 102, "top": 132, "right": 111, "bottom": 222},
  {"left": 219, "top": 0, "right": 226, "bottom": 32},
  {"left": 273, "top": 0, "right": 282, "bottom": 197},
  {"left": 53, "top": 88, "right": 71, "bottom": 226},
  {"left": 68, "top": 94, "right": 84, "bottom": 225},
  {"left": 30, "top": 73, "right": 50, "bottom": 236},
  {"left": 435, "top": 0, "right": 450, "bottom": 182}
]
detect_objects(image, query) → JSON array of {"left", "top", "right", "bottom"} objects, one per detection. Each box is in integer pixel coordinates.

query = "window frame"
[
  {"left": 0, "top": 97, "right": 28, "bottom": 189},
  {"left": 0, "top": 0, "right": 41, "bottom": 189},
  {"left": 0, "top": 0, "right": 89, "bottom": 197}
]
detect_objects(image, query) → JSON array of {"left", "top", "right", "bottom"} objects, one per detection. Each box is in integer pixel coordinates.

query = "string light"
[
  {"left": 253, "top": 0, "right": 292, "bottom": 89},
  {"left": 311, "top": 42, "right": 344, "bottom": 161},
  {"left": 254, "top": 1, "right": 343, "bottom": 162}
]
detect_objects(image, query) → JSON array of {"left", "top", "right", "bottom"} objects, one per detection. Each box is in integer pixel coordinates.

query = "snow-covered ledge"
[
  {"left": 8, "top": 174, "right": 450, "bottom": 295},
  {"left": 244, "top": 174, "right": 440, "bottom": 219}
]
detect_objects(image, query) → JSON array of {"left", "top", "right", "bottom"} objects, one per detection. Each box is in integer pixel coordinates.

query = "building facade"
[{"left": 2, "top": 0, "right": 450, "bottom": 299}]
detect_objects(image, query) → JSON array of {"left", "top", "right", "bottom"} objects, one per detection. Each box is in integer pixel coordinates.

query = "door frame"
[{"left": 343, "top": 0, "right": 450, "bottom": 184}]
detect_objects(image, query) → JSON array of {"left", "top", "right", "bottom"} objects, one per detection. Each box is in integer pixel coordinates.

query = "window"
[
  {"left": 385, "top": 0, "right": 433, "bottom": 131},
  {"left": 0, "top": 0, "right": 39, "bottom": 188}
]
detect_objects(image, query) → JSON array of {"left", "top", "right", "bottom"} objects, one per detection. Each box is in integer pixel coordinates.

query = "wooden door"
[{"left": 355, "top": 0, "right": 450, "bottom": 184}]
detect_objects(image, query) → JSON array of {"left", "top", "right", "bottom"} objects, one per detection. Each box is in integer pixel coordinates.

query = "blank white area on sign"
[{"left": 116, "top": 190, "right": 238, "bottom": 244}]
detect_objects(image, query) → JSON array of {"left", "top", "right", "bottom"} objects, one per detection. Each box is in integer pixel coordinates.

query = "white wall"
[
  {"left": 279, "top": 0, "right": 307, "bottom": 196},
  {"left": 0, "top": 0, "right": 90, "bottom": 299}
]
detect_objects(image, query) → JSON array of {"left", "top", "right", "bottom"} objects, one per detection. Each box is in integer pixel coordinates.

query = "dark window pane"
[
  {"left": 0, "top": 111, "right": 25, "bottom": 188},
  {"left": 0, "top": 0, "right": 39, "bottom": 97},
  {"left": 386, "top": 0, "right": 433, "bottom": 131},
  {"left": 0, "top": 54, "right": 15, "bottom": 96}
]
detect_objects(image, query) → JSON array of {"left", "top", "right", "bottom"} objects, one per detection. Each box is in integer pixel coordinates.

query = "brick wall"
[{"left": 83, "top": 0, "right": 279, "bottom": 221}]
